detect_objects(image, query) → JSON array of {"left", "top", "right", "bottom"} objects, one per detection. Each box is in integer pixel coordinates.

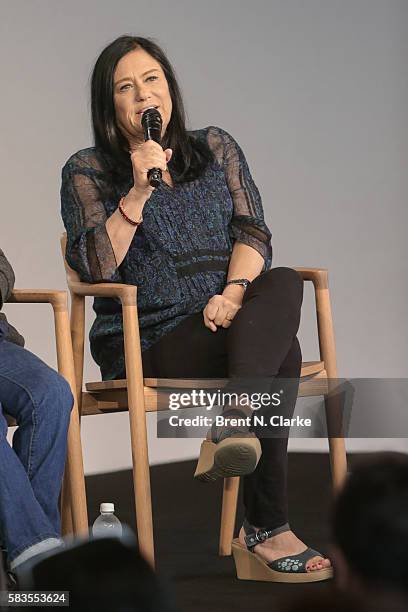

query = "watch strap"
[{"left": 225, "top": 278, "right": 251, "bottom": 290}]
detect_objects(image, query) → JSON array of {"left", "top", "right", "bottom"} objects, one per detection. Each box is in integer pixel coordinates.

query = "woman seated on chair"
[
  {"left": 0, "top": 247, "right": 73, "bottom": 577},
  {"left": 61, "top": 35, "right": 331, "bottom": 582}
]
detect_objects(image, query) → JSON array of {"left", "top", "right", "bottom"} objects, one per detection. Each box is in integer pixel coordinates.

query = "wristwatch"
[{"left": 225, "top": 278, "right": 251, "bottom": 291}]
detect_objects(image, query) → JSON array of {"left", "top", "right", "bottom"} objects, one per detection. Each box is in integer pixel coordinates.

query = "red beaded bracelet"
[{"left": 118, "top": 196, "right": 143, "bottom": 227}]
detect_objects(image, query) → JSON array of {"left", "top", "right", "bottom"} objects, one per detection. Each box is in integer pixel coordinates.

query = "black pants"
[{"left": 141, "top": 267, "right": 304, "bottom": 528}]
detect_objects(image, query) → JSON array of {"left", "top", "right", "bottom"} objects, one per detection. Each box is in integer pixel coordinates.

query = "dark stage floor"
[{"left": 84, "top": 453, "right": 362, "bottom": 611}]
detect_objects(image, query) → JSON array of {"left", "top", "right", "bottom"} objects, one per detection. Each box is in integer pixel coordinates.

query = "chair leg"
[
  {"left": 327, "top": 435, "right": 347, "bottom": 492},
  {"left": 219, "top": 477, "right": 240, "bottom": 556},
  {"left": 127, "top": 403, "right": 154, "bottom": 566},
  {"left": 324, "top": 381, "right": 348, "bottom": 492},
  {"left": 53, "top": 303, "right": 88, "bottom": 535},
  {"left": 61, "top": 469, "right": 73, "bottom": 536},
  {"left": 122, "top": 302, "right": 155, "bottom": 567},
  {"left": 313, "top": 272, "right": 348, "bottom": 493}
]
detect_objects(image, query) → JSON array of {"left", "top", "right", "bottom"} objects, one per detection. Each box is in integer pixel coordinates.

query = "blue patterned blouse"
[{"left": 61, "top": 126, "right": 272, "bottom": 380}]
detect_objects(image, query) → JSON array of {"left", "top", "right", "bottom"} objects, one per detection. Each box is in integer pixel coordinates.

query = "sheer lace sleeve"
[
  {"left": 207, "top": 126, "right": 272, "bottom": 271},
  {"left": 60, "top": 150, "right": 121, "bottom": 284}
]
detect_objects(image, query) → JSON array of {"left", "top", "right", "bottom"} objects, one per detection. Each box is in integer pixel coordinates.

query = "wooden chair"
[
  {"left": 4, "top": 289, "right": 88, "bottom": 536},
  {"left": 61, "top": 234, "right": 347, "bottom": 567}
]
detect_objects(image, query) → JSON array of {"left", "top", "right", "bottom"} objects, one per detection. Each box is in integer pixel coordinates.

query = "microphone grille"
[
  {"left": 141, "top": 107, "right": 162, "bottom": 128},
  {"left": 141, "top": 108, "right": 162, "bottom": 143}
]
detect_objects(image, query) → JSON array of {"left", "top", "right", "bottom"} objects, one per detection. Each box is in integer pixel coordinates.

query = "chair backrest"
[{"left": 60, "top": 233, "right": 81, "bottom": 284}]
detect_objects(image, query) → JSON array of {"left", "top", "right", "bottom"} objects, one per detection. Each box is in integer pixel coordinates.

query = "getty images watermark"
[
  {"left": 157, "top": 378, "right": 408, "bottom": 439},
  {"left": 166, "top": 388, "right": 312, "bottom": 429}
]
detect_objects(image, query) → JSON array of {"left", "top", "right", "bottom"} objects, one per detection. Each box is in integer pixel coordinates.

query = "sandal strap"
[
  {"left": 268, "top": 547, "right": 324, "bottom": 574},
  {"left": 242, "top": 520, "right": 326, "bottom": 574},
  {"left": 243, "top": 518, "right": 291, "bottom": 552}
]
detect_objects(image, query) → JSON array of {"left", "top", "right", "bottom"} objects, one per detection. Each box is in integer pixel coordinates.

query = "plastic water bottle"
[{"left": 92, "top": 503, "right": 123, "bottom": 538}]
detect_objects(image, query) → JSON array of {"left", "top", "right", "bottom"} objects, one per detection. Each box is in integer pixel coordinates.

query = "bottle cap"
[{"left": 100, "top": 502, "right": 114, "bottom": 513}]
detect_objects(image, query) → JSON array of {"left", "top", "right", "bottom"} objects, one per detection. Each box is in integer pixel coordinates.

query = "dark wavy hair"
[{"left": 91, "top": 35, "right": 213, "bottom": 189}]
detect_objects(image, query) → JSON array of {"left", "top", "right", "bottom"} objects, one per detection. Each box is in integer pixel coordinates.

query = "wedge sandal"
[{"left": 231, "top": 519, "right": 333, "bottom": 583}]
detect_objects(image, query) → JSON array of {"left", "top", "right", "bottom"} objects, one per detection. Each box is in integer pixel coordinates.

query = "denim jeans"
[{"left": 0, "top": 340, "right": 73, "bottom": 567}]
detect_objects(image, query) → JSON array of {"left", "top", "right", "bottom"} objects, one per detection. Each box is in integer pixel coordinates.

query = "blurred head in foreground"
[
  {"left": 21, "top": 531, "right": 177, "bottom": 612},
  {"left": 331, "top": 452, "right": 408, "bottom": 598}
]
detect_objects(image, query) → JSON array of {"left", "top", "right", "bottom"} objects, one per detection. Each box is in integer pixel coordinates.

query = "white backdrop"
[{"left": 2, "top": 0, "right": 407, "bottom": 473}]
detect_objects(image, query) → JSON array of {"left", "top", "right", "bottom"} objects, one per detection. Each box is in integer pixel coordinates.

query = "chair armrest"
[
  {"left": 8, "top": 289, "right": 68, "bottom": 311},
  {"left": 68, "top": 280, "right": 137, "bottom": 306},
  {"left": 66, "top": 281, "right": 140, "bottom": 400},
  {"left": 7, "top": 287, "right": 88, "bottom": 531},
  {"left": 293, "top": 267, "right": 329, "bottom": 289},
  {"left": 4, "top": 290, "right": 69, "bottom": 429}
]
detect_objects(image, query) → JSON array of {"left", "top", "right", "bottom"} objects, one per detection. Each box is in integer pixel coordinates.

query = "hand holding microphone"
[{"left": 130, "top": 108, "right": 172, "bottom": 198}]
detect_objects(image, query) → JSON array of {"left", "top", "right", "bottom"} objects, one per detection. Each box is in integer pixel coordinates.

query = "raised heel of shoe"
[{"left": 194, "top": 438, "right": 261, "bottom": 482}]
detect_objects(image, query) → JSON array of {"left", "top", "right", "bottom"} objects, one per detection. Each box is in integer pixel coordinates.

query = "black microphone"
[{"left": 141, "top": 108, "right": 163, "bottom": 188}]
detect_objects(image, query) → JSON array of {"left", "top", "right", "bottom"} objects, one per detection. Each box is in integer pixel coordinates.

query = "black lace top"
[{"left": 61, "top": 126, "right": 272, "bottom": 379}]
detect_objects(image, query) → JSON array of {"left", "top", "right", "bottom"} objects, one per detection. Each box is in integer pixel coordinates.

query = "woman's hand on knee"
[{"left": 202, "top": 294, "right": 241, "bottom": 332}]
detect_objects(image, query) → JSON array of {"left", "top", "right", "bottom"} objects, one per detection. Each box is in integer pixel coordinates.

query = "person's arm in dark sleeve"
[
  {"left": 211, "top": 126, "right": 273, "bottom": 272},
  {"left": 60, "top": 154, "right": 122, "bottom": 284},
  {"left": 0, "top": 247, "right": 16, "bottom": 309},
  {"left": 0, "top": 248, "right": 25, "bottom": 346}
]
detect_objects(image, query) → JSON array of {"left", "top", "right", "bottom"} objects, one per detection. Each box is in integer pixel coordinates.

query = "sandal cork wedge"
[
  {"left": 194, "top": 436, "right": 261, "bottom": 482},
  {"left": 231, "top": 521, "right": 333, "bottom": 583}
]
